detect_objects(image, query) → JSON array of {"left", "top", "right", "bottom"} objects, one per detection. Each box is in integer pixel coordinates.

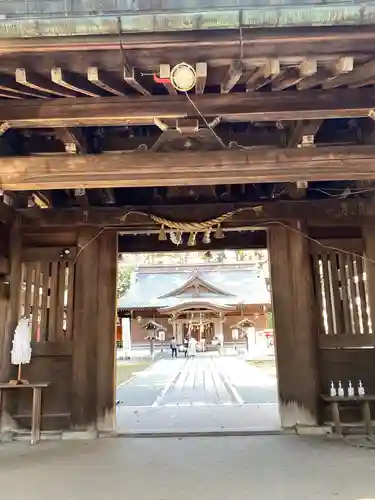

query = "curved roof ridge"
[{"left": 158, "top": 271, "right": 234, "bottom": 299}]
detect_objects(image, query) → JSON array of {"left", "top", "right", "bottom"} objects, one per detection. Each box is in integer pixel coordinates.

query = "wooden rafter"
[
  {"left": 298, "top": 57, "right": 353, "bottom": 91},
  {"left": 287, "top": 120, "right": 323, "bottom": 148},
  {"left": 87, "top": 67, "right": 126, "bottom": 97},
  {"left": 15, "top": 68, "right": 75, "bottom": 98},
  {"left": 0, "top": 74, "right": 48, "bottom": 99},
  {"left": 221, "top": 61, "right": 244, "bottom": 93},
  {"left": 123, "top": 66, "right": 150, "bottom": 96},
  {"left": 55, "top": 128, "right": 87, "bottom": 154},
  {"left": 246, "top": 60, "right": 280, "bottom": 91},
  {"left": 1, "top": 89, "right": 375, "bottom": 128},
  {"left": 323, "top": 58, "right": 375, "bottom": 90},
  {"left": 272, "top": 59, "right": 317, "bottom": 91},
  {"left": 2, "top": 146, "right": 375, "bottom": 190},
  {"left": 51, "top": 67, "right": 101, "bottom": 98},
  {"left": 159, "top": 64, "right": 177, "bottom": 95}
]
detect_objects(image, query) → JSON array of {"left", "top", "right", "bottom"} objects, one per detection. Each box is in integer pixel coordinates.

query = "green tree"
[{"left": 117, "top": 266, "right": 134, "bottom": 298}]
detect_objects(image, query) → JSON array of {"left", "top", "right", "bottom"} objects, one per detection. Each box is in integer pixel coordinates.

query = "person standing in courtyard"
[
  {"left": 170, "top": 337, "right": 178, "bottom": 359},
  {"left": 187, "top": 336, "right": 197, "bottom": 357}
]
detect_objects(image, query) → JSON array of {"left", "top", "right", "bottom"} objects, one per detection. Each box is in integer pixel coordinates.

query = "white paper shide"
[{"left": 11, "top": 317, "right": 32, "bottom": 366}]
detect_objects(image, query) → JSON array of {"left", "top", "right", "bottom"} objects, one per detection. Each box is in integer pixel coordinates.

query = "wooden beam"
[
  {"left": 323, "top": 58, "right": 375, "bottom": 90},
  {"left": 51, "top": 68, "right": 101, "bottom": 98},
  {"left": 18, "top": 199, "right": 375, "bottom": 229},
  {"left": 195, "top": 62, "right": 207, "bottom": 95},
  {"left": 123, "top": 66, "right": 150, "bottom": 96},
  {"left": 272, "top": 59, "right": 317, "bottom": 91},
  {"left": 298, "top": 57, "right": 354, "bottom": 91},
  {"left": 2, "top": 89, "right": 375, "bottom": 128},
  {"left": 3, "top": 146, "right": 375, "bottom": 190},
  {"left": 118, "top": 230, "right": 267, "bottom": 253},
  {"left": 287, "top": 120, "right": 322, "bottom": 148},
  {"left": 1, "top": 27, "right": 375, "bottom": 56},
  {"left": 55, "top": 128, "right": 87, "bottom": 154},
  {"left": 15, "top": 68, "right": 75, "bottom": 98},
  {"left": 87, "top": 67, "right": 126, "bottom": 97},
  {"left": 246, "top": 60, "right": 280, "bottom": 91}
]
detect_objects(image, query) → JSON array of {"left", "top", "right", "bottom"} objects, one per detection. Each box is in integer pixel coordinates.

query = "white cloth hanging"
[{"left": 11, "top": 317, "right": 32, "bottom": 365}]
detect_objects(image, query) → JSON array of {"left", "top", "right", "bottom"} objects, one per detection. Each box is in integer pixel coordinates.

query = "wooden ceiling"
[{"left": 1, "top": 26, "right": 375, "bottom": 210}]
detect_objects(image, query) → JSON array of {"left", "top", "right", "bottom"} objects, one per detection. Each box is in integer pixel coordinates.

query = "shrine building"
[{"left": 117, "top": 263, "right": 271, "bottom": 345}]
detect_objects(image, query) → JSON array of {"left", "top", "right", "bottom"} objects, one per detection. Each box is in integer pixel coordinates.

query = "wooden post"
[
  {"left": 0, "top": 219, "right": 22, "bottom": 431},
  {"left": 96, "top": 232, "right": 117, "bottom": 433},
  {"left": 268, "top": 222, "right": 319, "bottom": 427},
  {"left": 0, "top": 219, "right": 22, "bottom": 382},
  {"left": 72, "top": 228, "right": 100, "bottom": 429},
  {"left": 363, "top": 225, "right": 375, "bottom": 333}
]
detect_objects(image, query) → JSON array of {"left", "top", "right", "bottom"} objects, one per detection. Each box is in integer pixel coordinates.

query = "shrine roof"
[
  {"left": 0, "top": 1, "right": 372, "bottom": 38},
  {"left": 117, "top": 264, "right": 270, "bottom": 310}
]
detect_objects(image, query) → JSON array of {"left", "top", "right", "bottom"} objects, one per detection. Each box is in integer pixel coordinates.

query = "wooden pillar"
[
  {"left": 0, "top": 219, "right": 22, "bottom": 383},
  {"left": 268, "top": 222, "right": 319, "bottom": 427},
  {"left": 72, "top": 229, "right": 118, "bottom": 431},
  {"left": 96, "top": 232, "right": 117, "bottom": 433},
  {"left": 363, "top": 226, "right": 375, "bottom": 332},
  {"left": 72, "top": 228, "right": 100, "bottom": 429}
]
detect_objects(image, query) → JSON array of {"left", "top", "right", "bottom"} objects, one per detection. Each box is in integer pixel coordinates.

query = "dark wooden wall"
[{"left": 0, "top": 226, "right": 117, "bottom": 433}]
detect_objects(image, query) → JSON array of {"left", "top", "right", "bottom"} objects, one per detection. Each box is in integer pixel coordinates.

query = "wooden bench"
[
  {"left": 321, "top": 394, "right": 375, "bottom": 435},
  {"left": 0, "top": 383, "right": 50, "bottom": 445}
]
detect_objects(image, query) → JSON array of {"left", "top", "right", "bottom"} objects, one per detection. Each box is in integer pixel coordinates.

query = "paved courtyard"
[
  {"left": 0, "top": 435, "right": 374, "bottom": 499},
  {"left": 116, "top": 354, "right": 280, "bottom": 433}
]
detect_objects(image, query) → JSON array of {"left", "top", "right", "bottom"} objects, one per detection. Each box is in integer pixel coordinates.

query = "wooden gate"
[
  {"left": 13, "top": 247, "right": 76, "bottom": 430},
  {"left": 310, "top": 238, "right": 375, "bottom": 423}
]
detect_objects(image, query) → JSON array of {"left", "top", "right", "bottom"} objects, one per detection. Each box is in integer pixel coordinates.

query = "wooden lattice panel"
[
  {"left": 19, "top": 259, "right": 75, "bottom": 343},
  {"left": 311, "top": 239, "right": 374, "bottom": 348}
]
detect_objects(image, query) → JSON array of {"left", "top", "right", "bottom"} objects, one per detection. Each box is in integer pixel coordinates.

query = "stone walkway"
[
  {"left": 116, "top": 354, "right": 280, "bottom": 433},
  {"left": 1, "top": 435, "right": 375, "bottom": 499}
]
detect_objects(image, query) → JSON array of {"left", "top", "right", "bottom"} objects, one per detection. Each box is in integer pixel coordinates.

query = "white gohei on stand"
[{"left": 10, "top": 316, "right": 32, "bottom": 385}]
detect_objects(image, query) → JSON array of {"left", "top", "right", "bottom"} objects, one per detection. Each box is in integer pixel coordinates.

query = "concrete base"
[
  {"left": 61, "top": 430, "right": 98, "bottom": 440},
  {"left": 295, "top": 425, "right": 332, "bottom": 436}
]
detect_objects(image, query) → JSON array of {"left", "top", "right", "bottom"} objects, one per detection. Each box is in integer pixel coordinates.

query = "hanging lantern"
[{"left": 136, "top": 316, "right": 142, "bottom": 323}]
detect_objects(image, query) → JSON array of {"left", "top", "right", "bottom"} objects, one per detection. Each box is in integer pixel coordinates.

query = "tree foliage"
[{"left": 117, "top": 266, "right": 134, "bottom": 298}]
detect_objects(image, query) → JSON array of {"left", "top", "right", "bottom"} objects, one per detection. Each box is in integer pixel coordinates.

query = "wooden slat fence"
[
  {"left": 19, "top": 255, "right": 76, "bottom": 343},
  {"left": 310, "top": 239, "right": 373, "bottom": 348}
]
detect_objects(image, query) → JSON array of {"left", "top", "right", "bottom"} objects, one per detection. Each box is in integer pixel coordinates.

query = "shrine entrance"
[
  {"left": 115, "top": 247, "right": 279, "bottom": 434},
  {"left": 1, "top": 214, "right": 375, "bottom": 436}
]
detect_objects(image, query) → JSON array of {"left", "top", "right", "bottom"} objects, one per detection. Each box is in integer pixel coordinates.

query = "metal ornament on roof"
[{"left": 170, "top": 63, "right": 196, "bottom": 92}]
